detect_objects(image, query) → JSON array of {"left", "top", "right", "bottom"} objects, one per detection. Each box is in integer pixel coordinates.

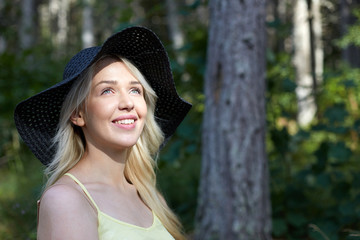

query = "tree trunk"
[
  {"left": 130, "top": 0, "right": 144, "bottom": 22},
  {"left": 49, "top": 0, "right": 70, "bottom": 49},
  {"left": 293, "top": 0, "right": 316, "bottom": 126},
  {"left": 20, "top": 0, "right": 35, "bottom": 49},
  {"left": 57, "top": 0, "right": 69, "bottom": 47},
  {"left": 82, "top": 0, "right": 94, "bottom": 48},
  {"left": 165, "top": 0, "right": 185, "bottom": 65},
  {"left": 0, "top": 0, "right": 6, "bottom": 53},
  {"left": 267, "top": 0, "right": 286, "bottom": 52},
  {"left": 312, "top": 0, "right": 323, "bottom": 90},
  {"left": 340, "top": 0, "right": 360, "bottom": 67},
  {"left": 195, "top": 0, "right": 271, "bottom": 239}
]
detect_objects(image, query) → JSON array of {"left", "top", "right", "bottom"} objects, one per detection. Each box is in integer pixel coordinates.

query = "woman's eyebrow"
[
  {"left": 130, "top": 81, "right": 141, "bottom": 85},
  {"left": 95, "top": 80, "right": 117, "bottom": 87},
  {"left": 95, "top": 80, "right": 142, "bottom": 88}
]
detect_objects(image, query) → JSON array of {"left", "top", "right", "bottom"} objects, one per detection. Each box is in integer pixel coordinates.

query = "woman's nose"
[{"left": 117, "top": 92, "right": 134, "bottom": 111}]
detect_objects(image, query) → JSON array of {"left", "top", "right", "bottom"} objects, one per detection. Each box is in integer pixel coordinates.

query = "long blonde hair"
[{"left": 44, "top": 55, "right": 186, "bottom": 239}]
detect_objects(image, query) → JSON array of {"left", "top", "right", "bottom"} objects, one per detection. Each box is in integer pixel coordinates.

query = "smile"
[{"left": 114, "top": 119, "right": 135, "bottom": 125}]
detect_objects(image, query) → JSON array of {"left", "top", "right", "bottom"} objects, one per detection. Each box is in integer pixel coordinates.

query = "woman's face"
[{"left": 77, "top": 57, "right": 147, "bottom": 152}]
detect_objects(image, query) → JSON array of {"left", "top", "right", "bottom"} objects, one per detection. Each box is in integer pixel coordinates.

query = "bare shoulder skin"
[{"left": 37, "top": 177, "right": 98, "bottom": 240}]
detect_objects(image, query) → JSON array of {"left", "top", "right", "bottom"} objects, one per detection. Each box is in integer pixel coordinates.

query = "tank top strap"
[{"left": 64, "top": 173, "right": 100, "bottom": 213}]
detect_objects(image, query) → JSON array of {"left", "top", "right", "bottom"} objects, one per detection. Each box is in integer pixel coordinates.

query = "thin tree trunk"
[
  {"left": 294, "top": 0, "right": 316, "bottom": 126},
  {"left": 49, "top": 0, "right": 70, "bottom": 49},
  {"left": 57, "top": 0, "right": 69, "bottom": 47},
  {"left": 0, "top": 0, "right": 6, "bottom": 53},
  {"left": 267, "top": 0, "right": 278, "bottom": 51},
  {"left": 130, "top": 0, "right": 145, "bottom": 22},
  {"left": 20, "top": 0, "right": 35, "bottom": 49},
  {"left": 312, "top": 0, "right": 323, "bottom": 92},
  {"left": 0, "top": 36, "right": 5, "bottom": 53},
  {"left": 307, "top": 0, "right": 317, "bottom": 95},
  {"left": 268, "top": 0, "right": 294, "bottom": 53},
  {"left": 306, "top": 0, "right": 323, "bottom": 106},
  {"left": 82, "top": 0, "right": 94, "bottom": 48},
  {"left": 195, "top": 0, "right": 271, "bottom": 239},
  {"left": 165, "top": 0, "right": 185, "bottom": 65}
]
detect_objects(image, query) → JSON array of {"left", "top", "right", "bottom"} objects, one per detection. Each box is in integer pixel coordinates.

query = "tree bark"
[
  {"left": 195, "top": 0, "right": 271, "bottom": 239},
  {"left": 312, "top": 0, "right": 323, "bottom": 90},
  {"left": 82, "top": 0, "right": 94, "bottom": 48},
  {"left": 293, "top": 0, "right": 316, "bottom": 126},
  {"left": 306, "top": 0, "right": 323, "bottom": 114}
]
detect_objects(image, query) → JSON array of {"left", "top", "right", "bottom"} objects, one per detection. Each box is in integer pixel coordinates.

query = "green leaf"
[
  {"left": 325, "top": 126, "right": 349, "bottom": 134},
  {"left": 286, "top": 212, "right": 307, "bottom": 227},
  {"left": 354, "top": 119, "right": 360, "bottom": 133},
  {"left": 312, "top": 124, "right": 327, "bottom": 131},
  {"left": 313, "top": 142, "right": 329, "bottom": 173},
  {"left": 272, "top": 218, "right": 288, "bottom": 236},
  {"left": 331, "top": 182, "right": 351, "bottom": 201},
  {"left": 316, "top": 173, "right": 331, "bottom": 188},
  {"left": 282, "top": 78, "right": 297, "bottom": 92},
  {"left": 324, "top": 104, "right": 349, "bottom": 124},
  {"left": 328, "top": 142, "right": 352, "bottom": 164},
  {"left": 342, "top": 79, "right": 357, "bottom": 88},
  {"left": 339, "top": 202, "right": 356, "bottom": 217},
  {"left": 270, "top": 128, "right": 290, "bottom": 154}
]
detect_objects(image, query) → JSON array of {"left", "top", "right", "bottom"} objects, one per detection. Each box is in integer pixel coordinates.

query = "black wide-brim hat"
[{"left": 14, "top": 26, "right": 191, "bottom": 166}]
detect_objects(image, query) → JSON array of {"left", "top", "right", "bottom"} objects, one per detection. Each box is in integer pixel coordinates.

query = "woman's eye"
[
  {"left": 101, "top": 89, "right": 113, "bottom": 95},
  {"left": 130, "top": 88, "right": 141, "bottom": 95}
]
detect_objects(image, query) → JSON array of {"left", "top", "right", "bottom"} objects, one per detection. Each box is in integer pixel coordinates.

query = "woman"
[{"left": 14, "top": 27, "right": 191, "bottom": 240}]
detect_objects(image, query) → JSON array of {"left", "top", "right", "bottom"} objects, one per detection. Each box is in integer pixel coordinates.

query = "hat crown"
[{"left": 62, "top": 47, "right": 101, "bottom": 82}]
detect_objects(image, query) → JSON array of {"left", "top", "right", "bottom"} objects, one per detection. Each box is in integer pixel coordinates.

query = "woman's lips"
[
  {"left": 112, "top": 115, "right": 137, "bottom": 129},
  {"left": 113, "top": 119, "right": 135, "bottom": 125}
]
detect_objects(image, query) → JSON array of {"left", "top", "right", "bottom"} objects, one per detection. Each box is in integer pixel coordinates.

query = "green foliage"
[
  {"left": 155, "top": 3, "right": 207, "bottom": 232},
  {"left": 267, "top": 56, "right": 360, "bottom": 239},
  {"left": 157, "top": 113, "right": 202, "bottom": 232},
  {"left": 0, "top": 152, "right": 43, "bottom": 240},
  {"left": 0, "top": 46, "right": 67, "bottom": 166},
  {"left": 337, "top": 9, "right": 360, "bottom": 48},
  {"left": 266, "top": 7, "right": 360, "bottom": 238},
  {"left": 0, "top": 46, "right": 68, "bottom": 239}
]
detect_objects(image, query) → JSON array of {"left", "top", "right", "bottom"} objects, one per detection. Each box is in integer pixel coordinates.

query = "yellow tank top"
[{"left": 65, "top": 173, "right": 175, "bottom": 240}]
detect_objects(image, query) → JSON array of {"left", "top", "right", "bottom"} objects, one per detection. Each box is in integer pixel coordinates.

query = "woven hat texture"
[{"left": 14, "top": 26, "right": 192, "bottom": 166}]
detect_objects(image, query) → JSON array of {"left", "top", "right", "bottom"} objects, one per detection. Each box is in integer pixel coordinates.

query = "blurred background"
[{"left": 0, "top": 0, "right": 360, "bottom": 239}]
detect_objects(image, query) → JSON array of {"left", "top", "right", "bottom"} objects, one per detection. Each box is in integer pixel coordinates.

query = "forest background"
[{"left": 0, "top": 0, "right": 360, "bottom": 239}]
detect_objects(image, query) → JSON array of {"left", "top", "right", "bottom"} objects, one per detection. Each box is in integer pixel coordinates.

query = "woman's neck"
[{"left": 71, "top": 145, "right": 132, "bottom": 190}]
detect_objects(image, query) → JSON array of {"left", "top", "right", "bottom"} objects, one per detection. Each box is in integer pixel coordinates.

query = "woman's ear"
[{"left": 70, "top": 110, "right": 85, "bottom": 127}]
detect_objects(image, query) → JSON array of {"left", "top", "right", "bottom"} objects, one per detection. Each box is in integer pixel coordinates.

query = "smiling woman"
[
  {"left": 77, "top": 58, "right": 148, "bottom": 152},
  {"left": 13, "top": 27, "right": 191, "bottom": 240}
]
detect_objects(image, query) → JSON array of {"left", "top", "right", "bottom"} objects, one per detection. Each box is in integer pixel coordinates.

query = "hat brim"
[{"left": 14, "top": 26, "right": 191, "bottom": 165}]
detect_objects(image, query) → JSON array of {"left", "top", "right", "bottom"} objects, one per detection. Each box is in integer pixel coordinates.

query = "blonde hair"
[{"left": 44, "top": 55, "right": 186, "bottom": 239}]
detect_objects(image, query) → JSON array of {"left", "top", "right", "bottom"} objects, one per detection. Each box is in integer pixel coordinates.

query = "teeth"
[{"left": 115, "top": 119, "right": 134, "bottom": 125}]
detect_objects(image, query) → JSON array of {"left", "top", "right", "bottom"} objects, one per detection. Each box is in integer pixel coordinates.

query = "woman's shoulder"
[
  {"left": 37, "top": 178, "right": 98, "bottom": 239},
  {"left": 40, "top": 181, "right": 84, "bottom": 207},
  {"left": 40, "top": 173, "right": 88, "bottom": 203},
  {"left": 39, "top": 179, "right": 94, "bottom": 223}
]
